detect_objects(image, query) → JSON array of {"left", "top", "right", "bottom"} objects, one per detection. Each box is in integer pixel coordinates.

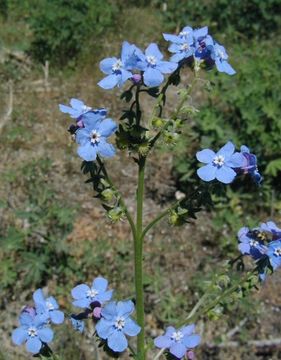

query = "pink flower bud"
[
  {"left": 93, "top": 306, "right": 102, "bottom": 319},
  {"left": 131, "top": 74, "right": 142, "bottom": 84}
]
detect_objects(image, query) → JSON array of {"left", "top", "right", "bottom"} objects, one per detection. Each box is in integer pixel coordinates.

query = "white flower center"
[
  {"left": 213, "top": 155, "right": 225, "bottom": 167},
  {"left": 112, "top": 59, "right": 123, "bottom": 71},
  {"left": 86, "top": 288, "right": 99, "bottom": 298},
  {"left": 82, "top": 105, "right": 92, "bottom": 113},
  {"left": 249, "top": 239, "right": 259, "bottom": 247},
  {"left": 180, "top": 43, "right": 190, "bottom": 51},
  {"left": 146, "top": 55, "right": 157, "bottom": 66},
  {"left": 90, "top": 130, "right": 101, "bottom": 144},
  {"left": 171, "top": 331, "right": 184, "bottom": 342},
  {"left": 46, "top": 301, "right": 55, "bottom": 310},
  {"left": 274, "top": 247, "right": 281, "bottom": 256},
  {"left": 114, "top": 316, "right": 125, "bottom": 330},
  {"left": 28, "top": 327, "right": 38, "bottom": 337}
]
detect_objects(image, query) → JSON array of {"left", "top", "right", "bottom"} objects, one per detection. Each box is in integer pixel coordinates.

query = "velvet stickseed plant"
[{"left": 11, "top": 23, "right": 281, "bottom": 360}]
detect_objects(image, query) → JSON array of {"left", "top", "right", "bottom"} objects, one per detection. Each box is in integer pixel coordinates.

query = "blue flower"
[
  {"left": 12, "top": 313, "right": 53, "bottom": 354},
  {"left": 154, "top": 324, "right": 201, "bottom": 359},
  {"left": 267, "top": 240, "right": 281, "bottom": 270},
  {"left": 196, "top": 141, "right": 244, "bottom": 184},
  {"left": 96, "top": 300, "right": 140, "bottom": 353},
  {"left": 75, "top": 112, "right": 117, "bottom": 161},
  {"left": 239, "top": 145, "right": 262, "bottom": 184},
  {"left": 237, "top": 227, "right": 267, "bottom": 260},
  {"left": 33, "top": 289, "right": 64, "bottom": 325},
  {"left": 163, "top": 26, "right": 194, "bottom": 63},
  {"left": 71, "top": 277, "right": 113, "bottom": 309},
  {"left": 135, "top": 43, "right": 178, "bottom": 87},
  {"left": 260, "top": 221, "right": 281, "bottom": 240},
  {"left": 98, "top": 41, "right": 139, "bottom": 89},
  {"left": 59, "top": 98, "right": 93, "bottom": 119},
  {"left": 210, "top": 43, "right": 236, "bottom": 75}
]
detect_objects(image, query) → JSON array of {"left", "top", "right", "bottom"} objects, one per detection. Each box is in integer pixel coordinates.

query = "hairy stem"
[{"left": 135, "top": 156, "right": 146, "bottom": 359}]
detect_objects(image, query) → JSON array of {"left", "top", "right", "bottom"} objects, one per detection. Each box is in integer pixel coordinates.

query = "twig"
[{"left": 0, "top": 80, "right": 13, "bottom": 134}]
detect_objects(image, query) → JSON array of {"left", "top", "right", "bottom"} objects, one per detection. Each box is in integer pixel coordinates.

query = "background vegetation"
[{"left": 0, "top": 0, "right": 280, "bottom": 359}]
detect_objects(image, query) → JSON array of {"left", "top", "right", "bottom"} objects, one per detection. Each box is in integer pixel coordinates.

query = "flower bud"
[
  {"left": 108, "top": 207, "right": 124, "bottom": 222},
  {"left": 131, "top": 74, "right": 142, "bottom": 85},
  {"left": 101, "top": 188, "right": 115, "bottom": 202},
  {"left": 152, "top": 117, "right": 165, "bottom": 128}
]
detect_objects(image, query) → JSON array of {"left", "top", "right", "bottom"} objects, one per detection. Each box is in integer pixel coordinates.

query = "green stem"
[
  {"left": 97, "top": 156, "right": 137, "bottom": 239},
  {"left": 135, "top": 155, "right": 146, "bottom": 359},
  {"left": 141, "top": 201, "right": 179, "bottom": 241}
]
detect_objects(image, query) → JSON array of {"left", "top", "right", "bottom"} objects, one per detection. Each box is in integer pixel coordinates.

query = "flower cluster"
[
  {"left": 154, "top": 324, "right": 201, "bottom": 359},
  {"left": 97, "top": 26, "right": 235, "bottom": 90},
  {"left": 70, "top": 277, "right": 141, "bottom": 353},
  {"left": 163, "top": 25, "right": 235, "bottom": 75},
  {"left": 12, "top": 289, "right": 64, "bottom": 354},
  {"left": 59, "top": 98, "right": 117, "bottom": 161},
  {"left": 238, "top": 220, "right": 281, "bottom": 279},
  {"left": 196, "top": 141, "right": 261, "bottom": 184}
]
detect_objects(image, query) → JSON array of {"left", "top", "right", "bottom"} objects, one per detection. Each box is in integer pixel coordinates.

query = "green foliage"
[
  {"left": 27, "top": 0, "right": 118, "bottom": 65},
  {"left": 0, "top": 158, "right": 77, "bottom": 296},
  {"left": 154, "top": 0, "right": 281, "bottom": 39}
]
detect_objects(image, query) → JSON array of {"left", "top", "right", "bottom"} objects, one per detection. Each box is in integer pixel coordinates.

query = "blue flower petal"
[
  {"left": 121, "top": 41, "right": 135, "bottom": 67},
  {"left": 97, "top": 141, "right": 116, "bottom": 158},
  {"left": 120, "top": 69, "right": 133, "bottom": 85},
  {"left": 165, "top": 326, "right": 176, "bottom": 337},
  {"left": 72, "top": 298, "right": 91, "bottom": 309},
  {"left": 241, "top": 145, "right": 249, "bottom": 153},
  {"left": 107, "top": 330, "right": 128, "bottom": 352},
  {"left": 216, "top": 166, "right": 236, "bottom": 184},
  {"left": 170, "top": 52, "right": 186, "bottom": 63},
  {"left": 12, "top": 328, "right": 28, "bottom": 345},
  {"left": 97, "top": 289, "right": 114, "bottom": 303},
  {"left": 154, "top": 335, "right": 172, "bottom": 349},
  {"left": 50, "top": 310, "right": 64, "bottom": 324},
  {"left": 26, "top": 338, "right": 42, "bottom": 354},
  {"left": 226, "top": 152, "right": 245, "bottom": 168},
  {"left": 157, "top": 61, "right": 178, "bottom": 74},
  {"left": 216, "top": 60, "right": 236, "bottom": 75},
  {"left": 181, "top": 324, "right": 195, "bottom": 336},
  {"left": 81, "top": 112, "right": 103, "bottom": 129},
  {"left": 59, "top": 104, "right": 79, "bottom": 118},
  {"left": 163, "top": 33, "right": 182, "bottom": 42},
  {"left": 183, "top": 334, "right": 201, "bottom": 348},
  {"left": 101, "top": 302, "right": 118, "bottom": 320},
  {"left": 98, "top": 74, "right": 120, "bottom": 90},
  {"left": 145, "top": 43, "right": 163, "bottom": 60},
  {"left": 77, "top": 143, "right": 97, "bottom": 161},
  {"left": 70, "top": 317, "right": 85, "bottom": 333},
  {"left": 70, "top": 98, "right": 84, "bottom": 109},
  {"left": 117, "top": 300, "right": 134, "bottom": 318},
  {"left": 71, "top": 284, "right": 90, "bottom": 300},
  {"left": 123, "top": 318, "right": 141, "bottom": 336},
  {"left": 217, "top": 141, "right": 235, "bottom": 159},
  {"left": 96, "top": 319, "right": 115, "bottom": 339},
  {"left": 92, "top": 277, "right": 108, "bottom": 291},
  {"left": 170, "top": 342, "right": 186, "bottom": 358},
  {"left": 238, "top": 242, "right": 250, "bottom": 254},
  {"left": 75, "top": 129, "right": 90, "bottom": 146},
  {"left": 143, "top": 68, "right": 164, "bottom": 87},
  {"left": 100, "top": 57, "right": 118, "bottom": 74},
  {"left": 38, "top": 328, "right": 54, "bottom": 343},
  {"left": 196, "top": 149, "right": 215, "bottom": 164},
  {"left": 98, "top": 119, "right": 117, "bottom": 138},
  {"left": 197, "top": 164, "right": 216, "bottom": 182},
  {"left": 193, "top": 26, "right": 208, "bottom": 39},
  {"left": 19, "top": 313, "right": 33, "bottom": 327},
  {"left": 33, "top": 289, "right": 45, "bottom": 306}
]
